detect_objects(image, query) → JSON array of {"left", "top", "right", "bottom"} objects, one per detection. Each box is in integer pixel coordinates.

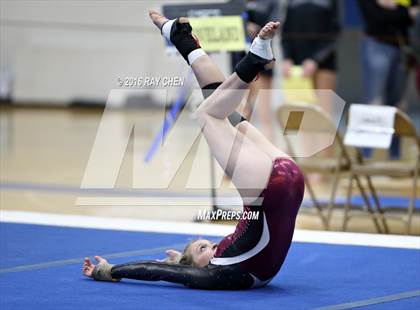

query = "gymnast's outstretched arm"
[
  {"left": 84, "top": 256, "right": 254, "bottom": 290},
  {"left": 110, "top": 260, "right": 254, "bottom": 290}
]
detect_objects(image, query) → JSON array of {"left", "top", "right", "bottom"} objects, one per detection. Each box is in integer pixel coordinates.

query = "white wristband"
[{"left": 161, "top": 19, "right": 175, "bottom": 41}]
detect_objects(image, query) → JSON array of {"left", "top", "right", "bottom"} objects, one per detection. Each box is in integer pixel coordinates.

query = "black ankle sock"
[
  {"left": 234, "top": 52, "right": 271, "bottom": 83},
  {"left": 166, "top": 19, "right": 201, "bottom": 64},
  {"left": 202, "top": 82, "right": 247, "bottom": 126},
  {"left": 228, "top": 111, "right": 247, "bottom": 127},
  {"left": 201, "top": 82, "right": 222, "bottom": 99}
]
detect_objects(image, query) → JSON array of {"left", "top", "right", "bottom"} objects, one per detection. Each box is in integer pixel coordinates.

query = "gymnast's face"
[{"left": 189, "top": 239, "right": 217, "bottom": 267}]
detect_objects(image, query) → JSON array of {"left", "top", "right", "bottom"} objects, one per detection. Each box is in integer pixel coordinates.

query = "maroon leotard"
[{"left": 211, "top": 157, "right": 305, "bottom": 284}]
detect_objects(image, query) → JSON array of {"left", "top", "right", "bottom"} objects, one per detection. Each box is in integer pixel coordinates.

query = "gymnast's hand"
[
  {"left": 82, "top": 256, "right": 108, "bottom": 278},
  {"left": 155, "top": 249, "right": 182, "bottom": 263}
]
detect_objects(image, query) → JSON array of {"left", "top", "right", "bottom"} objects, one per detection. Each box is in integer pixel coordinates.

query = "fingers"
[
  {"left": 83, "top": 258, "right": 92, "bottom": 269},
  {"left": 82, "top": 257, "right": 94, "bottom": 277},
  {"left": 165, "top": 249, "right": 182, "bottom": 258},
  {"left": 82, "top": 266, "right": 93, "bottom": 278},
  {"left": 94, "top": 255, "right": 107, "bottom": 264}
]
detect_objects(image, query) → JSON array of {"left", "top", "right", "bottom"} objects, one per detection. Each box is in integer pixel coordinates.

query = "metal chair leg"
[
  {"left": 365, "top": 175, "right": 389, "bottom": 234},
  {"left": 407, "top": 169, "right": 418, "bottom": 234},
  {"left": 304, "top": 174, "right": 329, "bottom": 230},
  {"left": 354, "top": 176, "right": 383, "bottom": 233},
  {"left": 326, "top": 169, "right": 341, "bottom": 227},
  {"left": 342, "top": 175, "right": 353, "bottom": 231}
]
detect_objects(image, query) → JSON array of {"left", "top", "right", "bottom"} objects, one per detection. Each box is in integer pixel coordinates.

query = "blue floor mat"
[{"left": 1, "top": 223, "right": 419, "bottom": 309}]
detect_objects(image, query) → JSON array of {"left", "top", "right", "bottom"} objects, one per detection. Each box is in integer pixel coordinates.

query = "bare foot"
[
  {"left": 149, "top": 10, "right": 168, "bottom": 30},
  {"left": 82, "top": 256, "right": 109, "bottom": 278},
  {"left": 149, "top": 10, "right": 189, "bottom": 31},
  {"left": 258, "top": 21, "right": 280, "bottom": 40}
]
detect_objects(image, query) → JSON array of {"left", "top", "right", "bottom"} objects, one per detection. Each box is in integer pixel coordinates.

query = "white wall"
[{"left": 0, "top": 0, "right": 229, "bottom": 104}]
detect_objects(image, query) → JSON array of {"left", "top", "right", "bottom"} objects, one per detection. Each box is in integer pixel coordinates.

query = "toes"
[
  {"left": 149, "top": 10, "right": 160, "bottom": 17},
  {"left": 260, "top": 21, "right": 279, "bottom": 38},
  {"left": 149, "top": 10, "right": 169, "bottom": 30},
  {"left": 179, "top": 17, "right": 189, "bottom": 23}
]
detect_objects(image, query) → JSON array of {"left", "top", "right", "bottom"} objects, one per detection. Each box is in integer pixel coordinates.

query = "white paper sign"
[{"left": 344, "top": 104, "right": 397, "bottom": 149}]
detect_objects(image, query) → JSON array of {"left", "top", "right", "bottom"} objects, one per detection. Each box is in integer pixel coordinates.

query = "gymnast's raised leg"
[
  {"left": 149, "top": 11, "right": 289, "bottom": 161},
  {"left": 149, "top": 11, "right": 287, "bottom": 202}
]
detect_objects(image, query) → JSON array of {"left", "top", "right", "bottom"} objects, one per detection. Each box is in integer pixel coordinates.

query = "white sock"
[
  {"left": 249, "top": 35, "right": 273, "bottom": 60},
  {"left": 161, "top": 19, "right": 175, "bottom": 41},
  {"left": 187, "top": 48, "right": 207, "bottom": 65}
]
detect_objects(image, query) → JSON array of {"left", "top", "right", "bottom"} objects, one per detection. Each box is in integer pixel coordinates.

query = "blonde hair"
[{"left": 163, "top": 239, "right": 198, "bottom": 266}]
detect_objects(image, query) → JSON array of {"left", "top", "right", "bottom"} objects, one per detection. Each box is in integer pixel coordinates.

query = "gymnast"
[{"left": 81, "top": 11, "right": 304, "bottom": 290}]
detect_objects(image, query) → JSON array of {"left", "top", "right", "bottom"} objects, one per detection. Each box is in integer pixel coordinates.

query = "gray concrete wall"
[{"left": 0, "top": 0, "right": 229, "bottom": 104}]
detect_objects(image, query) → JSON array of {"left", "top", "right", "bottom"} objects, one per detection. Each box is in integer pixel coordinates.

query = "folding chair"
[
  {"left": 277, "top": 103, "right": 387, "bottom": 233},
  {"left": 348, "top": 110, "right": 419, "bottom": 234}
]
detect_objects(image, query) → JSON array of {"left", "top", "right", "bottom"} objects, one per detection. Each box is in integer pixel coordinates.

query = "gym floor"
[{"left": 1, "top": 213, "right": 419, "bottom": 309}]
